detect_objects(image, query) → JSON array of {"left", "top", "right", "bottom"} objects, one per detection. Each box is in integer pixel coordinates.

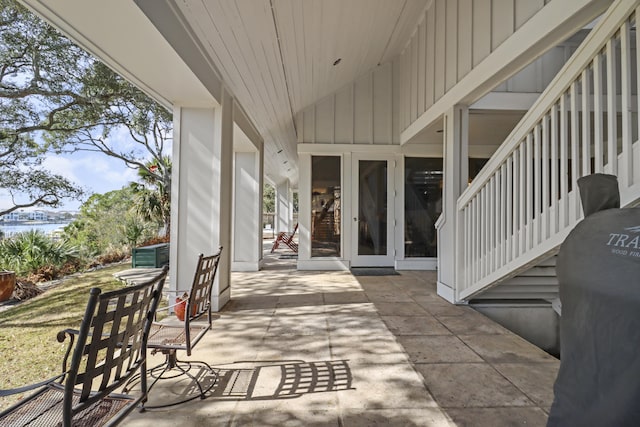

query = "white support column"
[
  {"left": 275, "top": 180, "right": 292, "bottom": 233},
  {"left": 232, "top": 144, "right": 264, "bottom": 272},
  {"left": 171, "top": 89, "right": 234, "bottom": 311},
  {"left": 437, "top": 105, "right": 469, "bottom": 303},
  {"left": 297, "top": 153, "right": 311, "bottom": 264}
]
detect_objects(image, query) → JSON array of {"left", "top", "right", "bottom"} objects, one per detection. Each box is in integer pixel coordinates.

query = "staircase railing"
[{"left": 456, "top": 0, "right": 640, "bottom": 302}]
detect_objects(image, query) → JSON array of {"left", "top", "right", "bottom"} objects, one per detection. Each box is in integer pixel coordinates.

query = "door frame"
[{"left": 350, "top": 153, "right": 395, "bottom": 267}]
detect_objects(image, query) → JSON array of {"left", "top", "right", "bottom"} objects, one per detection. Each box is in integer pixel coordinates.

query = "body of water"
[{"left": 0, "top": 223, "right": 70, "bottom": 237}]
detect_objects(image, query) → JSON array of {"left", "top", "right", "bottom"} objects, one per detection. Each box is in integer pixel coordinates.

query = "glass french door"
[{"left": 351, "top": 155, "right": 394, "bottom": 267}]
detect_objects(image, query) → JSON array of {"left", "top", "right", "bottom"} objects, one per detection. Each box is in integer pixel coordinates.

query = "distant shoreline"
[
  {"left": 0, "top": 222, "right": 71, "bottom": 237},
  {"left": 0, "top": 220, "right": 70, "bottom": 226}
]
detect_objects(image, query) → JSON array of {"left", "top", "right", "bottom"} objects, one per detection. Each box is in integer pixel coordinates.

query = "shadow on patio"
[{"left": 124, "top": 245, "right": 558, "bottom": 426}]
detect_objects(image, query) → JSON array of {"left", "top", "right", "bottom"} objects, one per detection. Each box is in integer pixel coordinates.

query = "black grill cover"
[{"left": 548, "top": 174, "right": 640, "bottom": 426}]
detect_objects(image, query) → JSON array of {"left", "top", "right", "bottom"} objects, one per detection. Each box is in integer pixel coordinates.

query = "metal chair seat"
[
  {"left": 0, "top": 268, "right": 168, "bottom": 427},
  {"left": 1, "top": 383, "right": 132, "bottom": 427},
  {"left": 147, "top": 321, "right": 207, "bottom": 348},
  {"left": 125, "top": 248, "right": 222, "bottom": 409}
]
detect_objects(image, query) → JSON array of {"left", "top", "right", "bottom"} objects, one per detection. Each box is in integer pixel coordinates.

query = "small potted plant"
[{"left": 0, "top": 270, "right": 16, "bottom": 302}]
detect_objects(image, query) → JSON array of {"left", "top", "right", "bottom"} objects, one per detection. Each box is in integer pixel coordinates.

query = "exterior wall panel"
[
  {"left": 472, "top": 0, "right": 492, "bottom": 67},
  {"left": 303, "top": 107, "right": 315, "bottom": 143},
  {"left": 434, "top": 0, "right": 446, "bottom": 100},
  {"left": 458, "top": 0, "right": 473, "bottom": 81},
  {"left": 411, "top": 37, "right": 419, "bottom": 122},
  {"left": 425, "top": 7, "right": 436, "bottom": 109},
  {"left": 296, "top": 62, "right": 398, "bottom": 145},
  {"left": 354, "top": 72, "right": 373, "bottom": 144},
  {"left": 392, "top": 57, "right": 401, "bottom": 144},
  {"left": 418, "top": 19, "right": 426, "bottom": 116},
  {"left": 445, "top": 0, "right": 458, "bottom": 91},
  {"left": 374, "top": 64, "right": 393, "bottom": 144},
  {"left": 335, "top": 87, "right": 353, "bottom": 144},
  {"left": 515, "top": 0, "right": 545, "bottom": 28},
  {"left": 315, "top": 96, "right": 334, "bottom": 143},
  {"left": 492, "top": 0, "right": 515, "bottom": 50},
  {"left": 399, "top": 0, "right": 552, "bottom": 136}
]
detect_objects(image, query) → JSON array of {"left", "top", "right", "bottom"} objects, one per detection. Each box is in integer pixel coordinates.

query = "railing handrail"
[{"left": 458, "top": 0, "right": 639, "bottom": 210}]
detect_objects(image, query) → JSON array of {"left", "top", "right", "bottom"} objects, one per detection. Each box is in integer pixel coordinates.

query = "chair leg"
[{"left": 136, "top": 352, "right": 218, "bottom": 410}]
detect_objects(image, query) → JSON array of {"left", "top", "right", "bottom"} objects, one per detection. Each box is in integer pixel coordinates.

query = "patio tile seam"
[
  {"left": 385, "top": 332, "right": 454, "bottom": 337},
  {"left": 405, "top": 303, "right": 555, "bottom": 415},
  {"left": 410, "top": 310, "right": 494, "bottom": 363},
  {"left": 433, "top": 403, "right": 540, "bottom": 409},
  {"left": 441, "top": 360, "right": 550, "bottom": 412},
  {"left": 485, "top": 361, "right": 560, "bottom": 410},
  {"left": 415, "top": 382, "right": 539, "bottom": 410}
]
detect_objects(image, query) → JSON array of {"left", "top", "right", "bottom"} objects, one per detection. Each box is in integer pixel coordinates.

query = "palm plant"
[
  {"left": 130, "top": 156, "right": 171, "bottom": 239},
  {"left": 0, "top": 230, "right": 79, "bottom": 276}
]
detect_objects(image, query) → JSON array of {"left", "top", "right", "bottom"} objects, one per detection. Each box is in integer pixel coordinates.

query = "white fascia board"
[
  {"left": 297, "top": 142, "right": 444, "bottom": 157},
  {"left": 19, "top": 0, "right": 218, "bottom": 109},
  {"left": 401, "top": 0, "right": 613, "bottom": 145}
]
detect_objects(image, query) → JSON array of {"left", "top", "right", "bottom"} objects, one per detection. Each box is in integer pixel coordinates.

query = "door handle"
[{"left": 353, "top": 217, "right": 358, "bottom": 222}]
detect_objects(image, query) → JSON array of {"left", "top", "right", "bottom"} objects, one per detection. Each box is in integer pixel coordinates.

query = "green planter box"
[{"left": 132, "top": 243, "right": 169, "bottom": 268}]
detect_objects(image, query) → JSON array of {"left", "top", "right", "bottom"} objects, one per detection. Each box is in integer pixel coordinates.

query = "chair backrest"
[
  {"left": 184, "top": 247, "right": 222, "bottom": 351},
  {"left": 62, "top": 266, "right": 167, "bottom": 424}
]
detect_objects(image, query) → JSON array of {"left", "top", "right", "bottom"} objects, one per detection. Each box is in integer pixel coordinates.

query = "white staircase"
[
  {"left": 455, "top": 0, "right": 640, "bottom": 304},
  {"left": 470, "top": 255, "right": 559, "bottom": 301}
]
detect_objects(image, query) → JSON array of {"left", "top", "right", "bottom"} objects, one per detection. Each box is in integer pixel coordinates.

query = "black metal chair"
[
  {"left": 0, "top": 266, "right": 168, "bottom": 427},
  {"left": 128, "top": 247, "right": 222, "bottom": 409}
]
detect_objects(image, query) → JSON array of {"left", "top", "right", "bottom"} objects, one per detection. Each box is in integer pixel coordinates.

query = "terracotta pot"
[
  {"left": 174, "top": 294, "right": 196, "bottom": 321},
  {"left": 174, "top": 297, "right": 187, "bottom": 321},
  {"left": 0, "top": 271, "right": 16, "bottom": 302}
]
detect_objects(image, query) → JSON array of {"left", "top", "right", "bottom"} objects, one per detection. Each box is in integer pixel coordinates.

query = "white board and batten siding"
[
  {"left": 399, "top": 0, "right": 551, "bottom": 133},
  {"left": 295, "top": 61, "right": 400, "bottom": 145}
]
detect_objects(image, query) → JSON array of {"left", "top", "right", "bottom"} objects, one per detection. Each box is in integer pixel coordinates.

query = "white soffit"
[
  {"left": 19, "top": 0, "right": 216, "bottom": 109},
  {"left": 172, "top": 0, "right": 428, "bottom": 185}
]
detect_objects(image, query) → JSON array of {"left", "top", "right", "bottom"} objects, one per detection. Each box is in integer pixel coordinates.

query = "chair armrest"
[
  {"left": 0, "top": 373, "right": 65, "bottom": 397},
  {"left": 0, "top": 327, "right": 79, "bottom": 398},
  {"left": 56, "top": 329, "right": 79, "bottom": 376}
]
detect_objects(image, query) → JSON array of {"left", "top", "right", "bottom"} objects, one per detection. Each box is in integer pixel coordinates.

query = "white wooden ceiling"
[{"left": 174, "top": 0, "right": 430, "bottom": 186}]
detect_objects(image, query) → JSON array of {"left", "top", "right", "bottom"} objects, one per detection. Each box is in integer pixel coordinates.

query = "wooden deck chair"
[
  {"left": 0, "top": 267, "right": 168, "bottom": 427},
  {"left": 124, "top": 247, "right": 222, "bottom": 409},
  {"left": 270, "top": 223, "right": 298, "bottom": 253}
]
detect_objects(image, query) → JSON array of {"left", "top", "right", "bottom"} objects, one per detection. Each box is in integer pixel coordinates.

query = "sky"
[
  {"left": 0, "top": 126, "right": 154, "bottom": 213},
  {"left": 45, "top": 151, "right": 139, "bottom": 211}
]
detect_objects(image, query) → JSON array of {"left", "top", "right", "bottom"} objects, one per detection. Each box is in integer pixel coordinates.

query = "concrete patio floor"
[{"left": 125, "top": 247, "right": 559, "bottom": 426}]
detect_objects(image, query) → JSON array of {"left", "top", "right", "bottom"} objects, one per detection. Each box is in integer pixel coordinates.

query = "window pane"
[
  {"left": 469, "top": 158, "right": 489, "bottom": 181},
  {"left": 311, "top": 156, "right": 341, "bottom": 257},
  {"left": 358, "top": 160, "right": 387, "bottom": 255},
  {"left": 404, "top": 157, "right": 443, "bottom": 257}
]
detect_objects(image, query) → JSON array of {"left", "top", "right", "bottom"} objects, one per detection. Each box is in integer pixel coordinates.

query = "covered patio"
[
  {"left": 122, "top": 246, "right": 559, "bottom": 426},
  {"left": 13, "top": 0, "right": 610, "bottom": 424}
]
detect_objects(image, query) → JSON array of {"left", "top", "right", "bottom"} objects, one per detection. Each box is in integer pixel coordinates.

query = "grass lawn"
[{"left": 0, "top": 263, "right": 134, "bottom": 411}]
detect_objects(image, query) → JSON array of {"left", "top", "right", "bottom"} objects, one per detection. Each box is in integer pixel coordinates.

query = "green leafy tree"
[
  {"left": 0, "top": 0, "right": 171, "bottom": 215},
  {"left": 0, "top": 0, "right": 87, "bottom": 214},
  {"left": 64, "top": 188, "right": 155, "bottom": 257},
  {"left": 263, "top": 184, "right": 275, "bottom": 213}
]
